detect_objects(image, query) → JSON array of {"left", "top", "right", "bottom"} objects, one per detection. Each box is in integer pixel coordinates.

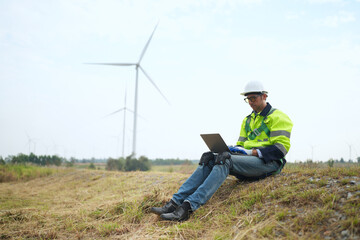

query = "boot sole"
[
  {"left": 150, "top": 207, "right": 176, "bottom": 215},
  {"left": 159, "top": 213, "right": 190, "bottom": 222}
]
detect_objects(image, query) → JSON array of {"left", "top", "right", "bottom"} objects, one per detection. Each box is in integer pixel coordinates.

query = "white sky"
[{"left": 1, "top": 0, "right": 360, "bottom": 162}]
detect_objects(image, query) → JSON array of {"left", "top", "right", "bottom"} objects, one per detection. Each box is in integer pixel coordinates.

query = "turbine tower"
[{"left": 87, "top": 23, "right": 169, "bottom": 157}]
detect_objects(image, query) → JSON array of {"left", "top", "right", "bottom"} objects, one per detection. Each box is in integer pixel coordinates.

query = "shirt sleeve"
[
  {"left": 259, "top": 110, "right": 293, "bottom": 163},
  {"left": 258, "top": 145, "right": 284, "bottom": 163},
  {"left": 236, "top": 117, "right": 249, "bottom": 147}
]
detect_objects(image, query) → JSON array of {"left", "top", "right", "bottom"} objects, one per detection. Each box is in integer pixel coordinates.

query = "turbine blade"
[
  {"left": 104, "top": 107, "right": 147, "bottom": 121},
  {"left": 138, "top": 66, "right": 170, "bottom": 105},
  {"left": 104, "top": 108, "right": 126, "bottom": 118},
  {"left": 85, "top": 63, "right": 136, "bottom": 66},
  {"left": 125, "top": 108, "right": 147, "bottom": 121},
  {"left": 138, "top": 23, "right": 159, "bottom": 64},
  {"left": 126, "top": 108, "right": 134, "bottom": 114}
]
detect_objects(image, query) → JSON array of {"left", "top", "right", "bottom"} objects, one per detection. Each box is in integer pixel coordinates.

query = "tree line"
[
  {"left": 0, "top": 153, "right": 152, "bottom": 172},
  {"left": 303, "top": 157, "right": 360, "bottom": 164},
  {"left": 1, "top": 153, "right": 62, "bottom": 166}
]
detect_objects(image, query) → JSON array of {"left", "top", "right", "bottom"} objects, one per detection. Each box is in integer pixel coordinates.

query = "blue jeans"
[{"left": 171, "top": 154, "right": 280, "bottom": 211}]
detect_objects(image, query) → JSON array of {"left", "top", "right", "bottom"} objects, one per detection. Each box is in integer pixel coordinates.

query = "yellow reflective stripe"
[
  {"left": 270, "top": 130, "right": 291, "bottom": 138},
  {"left": 275, "top": 143, "right": 288, "bottom": 155}
]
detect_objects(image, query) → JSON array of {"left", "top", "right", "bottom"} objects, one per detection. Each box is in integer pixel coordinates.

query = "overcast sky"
[{"left": 1, "top": 0, "right": 359, "bottom": 162}]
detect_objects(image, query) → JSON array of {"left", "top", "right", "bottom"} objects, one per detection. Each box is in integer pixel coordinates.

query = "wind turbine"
[
  {"left": 310, "top": 144, "right": 316, "bottom": 162},
  {"left": 87, "top": 23, "right": 170, "bottom": 157},
  {"left": 104, "top": 89, "right": 144, "bottom": 158},
  {"left": 346, "top": 142, "right": 352, "bottom": 161},
  {"left": 106, "top": 94, "right": 127, "bottom": 158},
  {"left": 25, "top": 132, "right": 37, "bottom": 154}
]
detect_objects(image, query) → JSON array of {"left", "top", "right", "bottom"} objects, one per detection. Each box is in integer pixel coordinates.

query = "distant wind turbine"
[
  {"left": 346, "top": 142, "right": 352, "bottom": 161},
  {"left": 104, "top": 90, "right": 145, "bottom": 158},
  {"left": 25, "top": 132, "right": 37, "bottom": 154},
  {"left": 310, "top": 145, "right": 316, "bottom": 162},
  {"left": 86, "top": 23, "right": 169, "bottom": 157}
]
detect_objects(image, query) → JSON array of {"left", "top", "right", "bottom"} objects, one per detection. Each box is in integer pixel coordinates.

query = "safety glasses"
[{"left": 244, "top": 94, "right": 262, "bottom": 103}]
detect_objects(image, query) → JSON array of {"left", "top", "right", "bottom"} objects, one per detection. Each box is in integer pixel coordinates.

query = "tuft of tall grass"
[{"left": 0, "top": 164, "right": 55, "bottom": 182}]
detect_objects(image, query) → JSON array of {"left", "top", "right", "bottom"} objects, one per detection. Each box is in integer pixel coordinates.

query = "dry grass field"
[{"left": 0, "top": 163, "right": 359, "bottom": 239}]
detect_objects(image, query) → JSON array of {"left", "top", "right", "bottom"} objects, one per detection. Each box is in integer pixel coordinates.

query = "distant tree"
[
  {"left": 38, "top": 155, "right": 45, "bottom": 165},
  {"left": 28, "top": 153, "right": 38, "bottom": 165},
  {"left": 106, "top": 158, "right": 124, "bottom": 171},
  {"left": 105, "top": 156, "right": 150, "bottom": 172},
  {"left": 65, "top": 161, "right": 74, "bottom": 167},
  {"left": 123, "top": 155, "right": 150, "bottom": 171},
  {"left": 88, "top": 163, "right": 96, "bottom": 169},
  {"left": 5, "top": 156, "right": 13, "bottom": 163},
  {"left": 124, "top": 155, "right": 138, "bottom": 171},
  {"left": 106, "top": 158, "right": 116, "bottom": 170},
  {"left": 340, "top": 158, "right": 345, "bottom": 163},
  {"left": 11, "top": 153, "right": 28, "bottom": 164},
  {"left": 327, "top": 158, "right": 334, "bottom": 168},
  {"left": 183, "top": 159, "right": 192, "bottom": 165},
  {"left": 357, "top": 157, "right": 360, "bottom": 164},
  {"left": 0, "top": 156, "right": 5, "bottom": 165},
  {"left": 51, "top": 155, "right": 63, "bottom": 166},
  {"left": 138, "top": 156, "right": 151, "bottom": 171}
]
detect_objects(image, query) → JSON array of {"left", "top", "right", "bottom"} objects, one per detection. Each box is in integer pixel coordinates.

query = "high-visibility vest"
[{"left": 236, "top": 107, "right": 293, "bottom": 157}]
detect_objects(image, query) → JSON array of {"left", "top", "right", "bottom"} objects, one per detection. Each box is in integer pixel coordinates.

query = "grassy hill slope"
[{"left": 0, "top": 164, "right": 359, "bottom": 239}]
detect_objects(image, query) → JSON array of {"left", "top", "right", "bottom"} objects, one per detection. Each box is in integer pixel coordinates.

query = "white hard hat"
[{"left": 240, "top": 81, "right": 268, "bottom": 96}]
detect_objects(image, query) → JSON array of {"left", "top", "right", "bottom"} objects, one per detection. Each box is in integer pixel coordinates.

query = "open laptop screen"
[{"left": 200, "top": 133, "right": 230, "bottom": 153}]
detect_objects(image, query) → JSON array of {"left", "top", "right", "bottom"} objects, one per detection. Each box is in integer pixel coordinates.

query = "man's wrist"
[{"left": 252, "top": 149, "right": 258, "bottom": 156}]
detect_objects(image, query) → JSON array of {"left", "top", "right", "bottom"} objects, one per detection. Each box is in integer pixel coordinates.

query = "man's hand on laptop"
[{"left": 228, "top": 146, "right": 252, "bottom": 155}]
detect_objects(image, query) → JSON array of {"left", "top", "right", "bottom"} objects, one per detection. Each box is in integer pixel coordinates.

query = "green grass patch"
[
  {"left": 0, "top": 164, "right": 56, "bottom": 182},
  {"left": 276, "top": 210, "right": 288, "bottom": 221},
  {"left": 303, "top": 208, "right": 331, "bottom": 225},
  {"left": 97, "top": 222, "right": 122, "bottom": 236}
]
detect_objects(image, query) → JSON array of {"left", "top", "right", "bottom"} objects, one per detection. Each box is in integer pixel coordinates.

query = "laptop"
[{"left": 200, "top": 133, "right": 231, "bottom": 153}]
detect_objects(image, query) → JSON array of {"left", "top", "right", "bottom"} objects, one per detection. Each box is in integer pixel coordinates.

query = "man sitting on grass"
[{"left": 151, "top": 81, "right": 293, "bottom": 221}]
